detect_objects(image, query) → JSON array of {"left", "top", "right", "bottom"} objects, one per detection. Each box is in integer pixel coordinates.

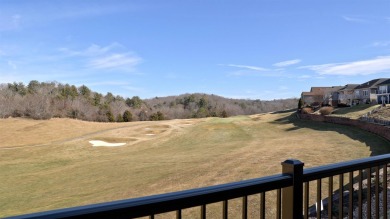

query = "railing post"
[{"left": 281, "top": 159, "right": 304, "bottom": 219}]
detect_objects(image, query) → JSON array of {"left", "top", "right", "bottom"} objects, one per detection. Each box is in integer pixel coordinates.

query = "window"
[
  {"left": 379, "top": 86, "right": 387, "bottom": 94},
  {"left": 362, "top": 90, "right": 369, "bottom": 96}
]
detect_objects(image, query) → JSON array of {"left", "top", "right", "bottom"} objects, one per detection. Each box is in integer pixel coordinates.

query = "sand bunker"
[
  {"left": 89, "top": 140, "right": 126, "bottom": 147},
  {"left": 145, "top": 134, "right": 156, "bottom": 136}
]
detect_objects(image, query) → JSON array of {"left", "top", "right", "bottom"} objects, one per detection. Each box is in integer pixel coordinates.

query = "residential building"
[
  {"left": 377, "top": 79, "right": 390, "bottom": 104},
  {"left": 353, "top": 78, "right": 389, "bottom": 104},
  {"left": 301, "top": 86, "right": 342, "bottom": 106},
  {"left": 336, "top": 84, "right": 359, "bottom": 106}
]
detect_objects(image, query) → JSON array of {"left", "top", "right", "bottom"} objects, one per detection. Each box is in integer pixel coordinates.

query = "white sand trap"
[
  {"left": 145, "top": 133, "right": 155, "bottom": 136},
  {"left": 89, "top": 140, "right": 126, "bottom": 147}
]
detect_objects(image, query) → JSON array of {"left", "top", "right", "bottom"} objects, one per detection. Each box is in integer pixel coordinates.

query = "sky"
[{"left": 1, "top": 0, "right": 390, "bottom": 100}]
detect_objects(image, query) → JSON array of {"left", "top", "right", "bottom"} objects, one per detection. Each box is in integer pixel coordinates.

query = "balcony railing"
[
  {"left": 378, "top": 90, "right": 389, "bottom": 94},
  {"left": 7, "top": 154, "right": 390, "bottom": 219}
]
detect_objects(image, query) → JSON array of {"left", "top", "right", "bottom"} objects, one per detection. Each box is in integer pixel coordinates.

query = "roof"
[
  {"left": 309, "top": 86, "right": 343, "bottom": 94},
  {"left": 301, "top": 91, "right": 322, "bottom": 96},
  {"left": 338, "top": 84, "right": 360, "bottom": 91},
  {"left": 355, "top": 78, "right": 389, "bottom": 89},
  {"left": 377, "top": 79, "right": 390, "bottom": 86}
]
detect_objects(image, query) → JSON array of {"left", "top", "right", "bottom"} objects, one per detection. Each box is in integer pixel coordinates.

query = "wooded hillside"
[{"left": 0, "top": 81, "right": 298, "bottom": 122}]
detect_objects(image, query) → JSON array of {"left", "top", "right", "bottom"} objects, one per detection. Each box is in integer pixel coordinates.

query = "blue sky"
[{"left": 1, "top": 0, "right": 390, "bottom": 100}]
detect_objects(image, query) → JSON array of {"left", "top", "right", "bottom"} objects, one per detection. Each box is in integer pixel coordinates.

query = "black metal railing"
[{"left": 7, "top": 154, "right": 390, "bottom": 219}]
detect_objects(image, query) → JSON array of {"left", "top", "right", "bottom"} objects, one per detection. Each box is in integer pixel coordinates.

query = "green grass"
[{"left": 0, "top": 112, "right": 389, "bottom": 217}]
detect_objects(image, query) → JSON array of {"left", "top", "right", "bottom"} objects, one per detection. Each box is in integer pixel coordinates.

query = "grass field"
[{"left": 1, "top": 111, "right": 389, "bottom": 217}]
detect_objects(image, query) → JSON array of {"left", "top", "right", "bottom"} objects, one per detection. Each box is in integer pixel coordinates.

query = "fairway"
[{"left": 1, "top": 111, "right": 390, "bottom": 217}]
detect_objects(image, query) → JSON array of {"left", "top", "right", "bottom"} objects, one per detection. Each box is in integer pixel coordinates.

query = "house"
[
  {"left": 301, "top": 86, "right": 343, "bottom": 106},
  {"left": 377, "top": 79, "right": 390, "bottom": 104},
  {"left": 353, "top": 78, "right": 389, "bottom": 104},
  {"left": 336, "top": 84, "right": 359, "bottom": 106}
]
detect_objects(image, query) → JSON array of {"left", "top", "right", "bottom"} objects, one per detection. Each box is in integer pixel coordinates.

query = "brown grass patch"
[{"left": 1, "top": 113, "right": 389, "bottom": 217}]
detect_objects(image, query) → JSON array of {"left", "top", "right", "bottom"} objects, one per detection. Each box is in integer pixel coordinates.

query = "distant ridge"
[{"left": 0, "top": 81, "right": 298, "bottom": 122}]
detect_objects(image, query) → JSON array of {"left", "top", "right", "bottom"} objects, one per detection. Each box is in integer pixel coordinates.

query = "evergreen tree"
[
  {"left": 298, "top": 98, "right": 304, "bottom": 109},
  {"left": 116, "top": 113, "right": 124, "bottom": 122},
  {"left": 106, "top": 110, "right": 115, "bottom": 122},
  {"left": 123, "top": 110, "right": 133, "bottom": 122}
]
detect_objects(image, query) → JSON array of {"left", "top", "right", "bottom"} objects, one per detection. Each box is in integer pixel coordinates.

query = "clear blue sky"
[{"left": 1, "top": 0, "right": 390, "bottom": 100}]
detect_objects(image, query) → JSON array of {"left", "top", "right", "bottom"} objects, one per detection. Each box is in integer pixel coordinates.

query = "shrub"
[
  {"left": 301, "top": 107, "right": 313, "bottom": 114},
  {"left": 220, "top": 110, "right": 228, "bottom": 118},
  {"left": 149, "top": 111, "right": 164, "bottom": 121},
  {"left": 319, "top": 106, "right": 334, "bottom": 115}
]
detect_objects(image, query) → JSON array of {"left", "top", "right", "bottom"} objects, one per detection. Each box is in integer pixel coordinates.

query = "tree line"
[{"left": 0, "top": 80, "right": 298, "bottom": 122}]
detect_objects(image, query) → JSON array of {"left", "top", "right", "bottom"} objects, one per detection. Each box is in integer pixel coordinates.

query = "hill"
[{"left": 0, "top": 81, "right": 298, "bottom": 122}]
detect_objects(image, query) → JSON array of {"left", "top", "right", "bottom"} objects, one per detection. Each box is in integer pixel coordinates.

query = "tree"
[
  {"left": 298, "top": 98, "right": 303, "bottom": 109},
  {"left": 126, "top": 96, "right": 143, "bottom": 108},
  {"left": 149, "top": 111, "right": 164, "bottom": 121},
  {"left": 105, "top": 92, "right": 115, "bottom": 104},
  {"left": 183, "top": 94, "right": 195, "bottom": 109},
  {"left": 194, "top": 107, "right": 209, "bottom": 118},
  {"left": 220, "top": 110, "right": 228, "bottom": 118},
  {"left": 106, "top": 109, "right": 115, "bottom": 122},
  {"left": 198, "top": 97, "right": 208, "bottom": 108},
  {"left": 116, "top": 113, "right": 124, "bottom": 122},
  {"left": 78, "top": 85, "right": 91, "bottom": 97},
  {"left": 8, "top": 82, "right": 27, "bottom": 96},
  {"left": 27, "top": 80, "right": 40, "bottom": 94},
  {"left": 123, "top": 110, "right": 133, "bottom": 122},
  {"left": 93, "top": 93, "right": 103, "bottom": 106},
  {"left": 138, "top": 110, "right": 148, "bottom": 121}
]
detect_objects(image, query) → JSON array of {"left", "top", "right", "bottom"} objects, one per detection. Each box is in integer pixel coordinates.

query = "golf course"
[{"left": 1, "top": 110, "right": 389, "bottom": 218}]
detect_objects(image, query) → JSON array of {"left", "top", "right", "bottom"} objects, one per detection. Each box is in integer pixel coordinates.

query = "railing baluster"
[
  {"left": 242, "top": 196, "right": 247, "bottom": 219},
  {"left": 358, "top": 169, "right": 363, "bottom": 219},
  {"left": 200, "top": 204, "right": 206, "bottom": 219},
  {"left": 375, "top": 166, "right": 380, "bottom": 219},
  {"left": 384, "top": 165, "right": 388, "bottom": 219},
  {"left": 222, "top": 200, "right": 228, "bottom": 219},
  {"left": 304, "top": 182, "right": 309, "bottom": 219},
  {"left": 339, "top": 174, "right": 344, "bottom": 219},
  {"left": 367, "top": 168, "right": 372, "bottom": 218},
  {"left": 328, "top": 176, "right": 333, "bottom": 218},
  {"left": 260, "top": 192, "right": 266, "bottom": 219},
  {"left": 176, "top": 209, "right": 182, "bottom": 219},
  {"left": 276, "top": 189, "right": 281, "bottom": 219},
  {"left": 349, "top": 171, "right": 353, "bottom": 218},
  {"left": 316, "top": 179, "right": 321, "bottom": 219}
]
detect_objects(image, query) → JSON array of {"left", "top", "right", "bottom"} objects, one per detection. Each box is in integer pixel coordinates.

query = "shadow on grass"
[
  {"left": 269, "top": 112, "right": 390, "bottom": 156},
  {"left": 270, "top": 108, "right": 297, "bottom": 114},
  {"left": 270, "top": 111, "right": 390, "bottom": 217},
  {"left": 332, "top": 104, "right": 375, "bottom": 115}
]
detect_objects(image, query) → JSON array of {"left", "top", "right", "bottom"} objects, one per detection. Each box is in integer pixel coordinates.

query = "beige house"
[
  {"left": 336, "top": 84, "right": 359, "bottom": 105},
  {"left": 301, "top": 86, "right": 342, "bottom": 106},
  {"left": 353, "top": 78, "right": 389, "bottom": 104}
]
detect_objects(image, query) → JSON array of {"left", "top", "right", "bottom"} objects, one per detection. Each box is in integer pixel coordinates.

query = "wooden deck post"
[{"left": 281, "top": 159, "right": 304, "bottom": 219}]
